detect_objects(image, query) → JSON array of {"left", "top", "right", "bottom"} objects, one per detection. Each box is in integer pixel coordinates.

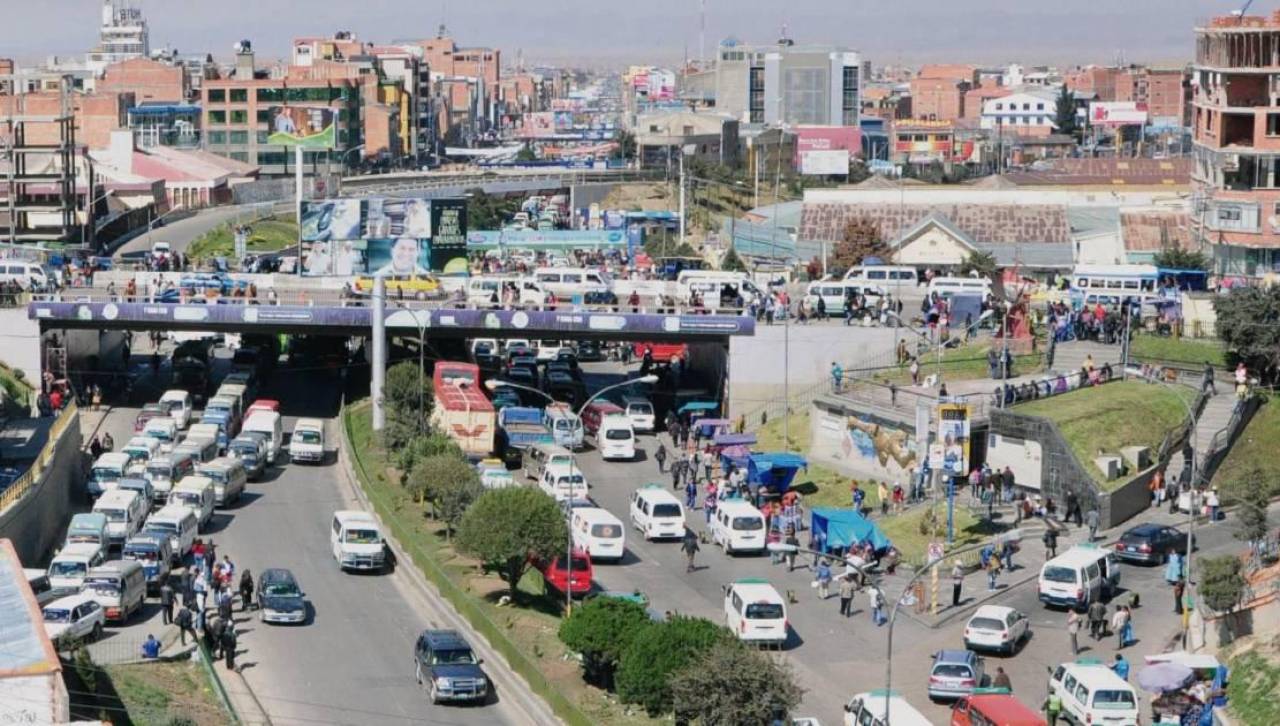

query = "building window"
[
  {"left": 229, "top": 131, "right": 249, "bottom": 145},
  {"left": 995, "top": 103, "right": 1003, "bottom": 110},
  {"left": 228, "top": 152, "right": 249, "bottom": 162},
  {"left": 256, "top": 131, "right": 269, "bottom": 144},
  {"left": 1022, "top": 103, "right": 1030, "bottom": 110},
  {"left": 1218, "top": 207, "right": 1242, "bottom": 222},
  {"left": 1036, "top": 103, "right": 1045, "bottom": 110},
  {"left": 207, "top": 89, "right": 225, "bottom": 103},
  {"left": 206, "top": 130, "right": 226, "bottom": 145},
  {"left": 257, "top": 87, "right": 282, "bottom": 103},
  {"left": 230, "top": 110, "right": 248, "bottom": 124},
  {"left": 1268, "top": 113, "right": 1280, "bottom": 136},
  {"left": 229, "top": 89, "right": 248, "bottom": 103},
  {"left": 258, "top": 151, "right": 286, "bottom": 166},
  {"left": 256, "top": 109, "right": 271, "bottom": 124},
  {"left": 208, "top": 110, "right": 226, "bottom": 124}
]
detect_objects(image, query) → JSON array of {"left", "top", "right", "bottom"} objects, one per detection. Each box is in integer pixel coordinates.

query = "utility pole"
[{"left": 371, "top": 274, "right": 387, "bottom": 431}]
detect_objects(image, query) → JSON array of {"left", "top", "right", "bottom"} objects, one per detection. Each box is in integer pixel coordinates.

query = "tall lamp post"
[{"left": 486, "top": 373, "right": 659, "bottom": 614}]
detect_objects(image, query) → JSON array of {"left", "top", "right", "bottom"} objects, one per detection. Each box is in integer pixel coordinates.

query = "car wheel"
[
  {"left": 429, "top": 682, "right": 440, "bottom": 705},
  {"left": 91, "top": 623, "right": 103, "bottom": 642}
]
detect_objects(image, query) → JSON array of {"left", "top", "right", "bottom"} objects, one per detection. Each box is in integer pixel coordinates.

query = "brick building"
[
  {"left": 97, "top": 58, "right": 189, "bottom": 104},
  {"left": 1116, "top": 67, "right": 1190, "bottom": 127},
  {"left": 5, "top": 90, "right": 132, "bottom": 148}
]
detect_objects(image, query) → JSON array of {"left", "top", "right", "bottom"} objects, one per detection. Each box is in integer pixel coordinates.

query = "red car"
[
  {"left": 537, "top": 550, "right": 593, "bottom": 598},
  {"left": 133, "top": 404, "right": 168, "bottom": 432},
  {"left": 246, "top": 399, "right": 280, "bottom": 417}
]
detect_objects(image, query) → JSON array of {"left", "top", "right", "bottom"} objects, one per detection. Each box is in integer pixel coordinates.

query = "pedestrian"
[
  {"left": 783, "top": 528, "right": 800, "bottom": 571},
  {"left": 1203, "top": 360, "right": 1217, "bottom": 395},
  {"left": 951, "top": 559, "right": 964, "bottom": 607},
  {"left": 992, "top": 666, "right": 1012, "bottom": 691},
  {"left": 878, "top": 481, "right": 890, "bottom": 516},
  {"left": 1043, "top": 691, "right": 1063, "bottom": 726},
  {"left": 217, "top": 587, "right": 233, "bottom": 622},
  {"left": 909, "top": 357, "right": 920, "bottom": 386},
  {"left": 89, "top": 435, "right": 103, "bottom": 460},
  {"left": 1112, "top": 653, "right": 1130, "bottom": 681},
  {"left": 175, "top": 604, "right": 195, "bottom": 645},
  {"left": 838, "top": 576, "right": 854, "bottom": 617},
  {"left": 1173, "top": 578, "right": 1186, "bottom": 615},
  {"left": 239, "top": 569, "right": 254, "bottom": 612},
  {"left": 670, "top": 456, "right": 682, "bottom": 490},
  {"left": 222, "top": 622, "right": 238, "bottom": 671},
  {"left": 831, "top": 362, "right": 844, "bottom": 392},
  {"left": 1120, "top": 605, "right": 1135, "bottom": 647},
  {"left": 193, "top": 570, "right": 208, "bottom": 611},
  {"left": 680, "top": 531, "right": 700, "bottom": 573},
  {"left": 1112, "top": 606, "right": 1129, "bottom": 649},
  {"left": 90, "top": 384, "right": 101, "bottom": 412},
  {"left": 704, "top": 491, "right": 717, "bottom": 524},
  {"left": 141, "top": 633, "right": 161, "bottom": 659},
  {"left": 205, "top": 614, "right": 223, "bottom": 657},
  {"left": 1067, "top": 609, "right": 1082, "bottom": 655},
  {"left": 1085, "top": 508, "right": 1099, "bottom": 542},
  {"left": 868, "top": 584, "right": 886, "bottom": 626},
  {"left": 1042, "top": 527, "right": 1058, "bottom": 559},
  {"left": 684, "top": 479, "right": 697, "bottom": 509},
  {"left": 851, "top": 481, "right": 865, "bottom": 513},
  {"left": 1088, "top": 599, "right": 1107, "bottom": 640},
  {"left": 655, "top": 441, "right": 667, "bottom": 473},
  {"left": 1206, "top": 488, "right": 1220, "bottom": 523},
  {"left": 160, "top": 579, "right": 175, "bottom": 625},
  {"left": 986, "top": 551, "right": 1002, "bottom": 591},
  {"left": 815, "top": 558, "right": 833, "bottom": 599}
]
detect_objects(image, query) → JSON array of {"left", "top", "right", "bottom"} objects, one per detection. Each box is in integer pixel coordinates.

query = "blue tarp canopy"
[
  {"left": 810, "top": 507, "right": 892, "bottom": 553},
  {"left": 678, "top": 401, "right": 719, "bottom": 415},
  {"left": 720, "top": 448, "right": 751, "bottom": 471},
  {"left": 695, "top": 418, "right": 730, "bottom": 436},
  {"left": 746, "top": 452, "right": 808, "bottom": 491},
  {"left": 713, "top": 433, "right": 756, "bottom": 447}
]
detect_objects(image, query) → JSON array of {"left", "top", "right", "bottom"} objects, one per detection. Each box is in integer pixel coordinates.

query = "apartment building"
[
  {"left": 981, "top": 87, "right": 1059, "bottom": 137},
  {"left": 1116, "top": 66, "right": 1190, "bottom": 128},
  {"left": 1192, "top": 11, "right": 1280, "bottom": 273},
  {"left": 710, "top": 37, "right": 860, "bottom": 127},
  {"left": 909, "top": 64, "right": 977, "bottom": 122}
]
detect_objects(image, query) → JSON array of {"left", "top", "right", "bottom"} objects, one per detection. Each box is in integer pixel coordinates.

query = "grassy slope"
[
  {"left": 1014, "top": 381, "right": 1197, "bottom": 491},
  {"left": 1228, "top": 650, "right": 1280, "bottom": 726},
  {"left": 106, "top": 661, "right": 229, "bottom": 725},
  {"left": 1129, "top": 333, "right": 1228, "bottom": 369},
  {"left": 1213, "top": 396, "right": 1278, "bottom": 502},
  {"left": 187, "top": 217, "right": 297, "bottom": 261},
  {"left": 863, "top": 340, "right": 1044, "bottom": 387}
]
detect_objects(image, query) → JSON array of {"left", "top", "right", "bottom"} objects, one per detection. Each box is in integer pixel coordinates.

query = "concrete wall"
[
  {"left": 0, "top": 410, "right": 83, "bottom": 566},
  {"left": 0, "top": 307, "right": 42, "bottom": 388},
  {"left": 809, "top": 398, "right": 921, "bottom": 483}
]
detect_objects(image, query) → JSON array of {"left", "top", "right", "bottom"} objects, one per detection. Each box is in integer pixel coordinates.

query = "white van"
[
  {"left": 523, "top": 443, "right": 575, "bottom": 481},
  {"left": 170, "top": 475, "right": 215, "bottom": 530},
  {"left": 544, "top": 406, "right": 584, "bottom": 450},
  {"left": 143, "top": 451, "right": 196, "bottom": 504},
  {"left": 331, "top": 510, "right": 387, "bottom": 572},
  {"left": 63, "top": 512, "right": 110, "bottom": 558},
  {"left": 88, "top": 452, "right": 133, "bottom": 497},
  {"left": 188, "top": 423, "right": 222, "bottom": 447},
  {"left": 596, "top": 415, "right": 636, "bottom": 461},
  {"left": 198, "top": 457, "right": 247, "bottom": 506},
  {"left": 1038, "top": 545, "right": 1123, "bottom": 610},
  {"left": 723, "top": 578, "right": 788, "bottom": 646},
  {"left": 142, "top": 417, "right": 179, "bottom": 454},
  {"left": 0, "top": 260, "right": 49, "bottom": 290},
  {"left": 570, "top": 507, "right": 625, "bottom": 562},
  {"left": 120, "top": 436, "right": 160, "bottom": 471},
  {"left": 709, "top": 499, "right": 767, "bottom": 555},
  {"left": 47, "top": 542, "right": 107, "bottom": 590},
  {"left": 1048, "top": 661, "right": 1140, "bottom": 726},
  {"left": 539, "top": 462, "right": 589, "bottom": 502},
  {"left": 843, "top": 264, "right": 920, "bottom": 288},
  {"left": 676, "top": 271, "right": 764, "bottom": 309},
  {"left": 142, "top": 505, "right": 198, "bottom": 563},
  {"left": 803, "top": 279, "right": 886, "bottom": 315},
  {"left": 466, "top": 275, "right": 548, "bottom": 307},
  {"left": 173, "top": 435, "right": 218, "bottom": 464},
  {"left": 927, "top": 276, "right": 992, "bottom": 300},
  {"left": 629, "top": 484, "right": 686, "bottom": 541},
  {"left": 842, "top": 691, "right": 933, "bottom": 726},
  {"left": 92, "top": 489, "right": 148, "bottom": 549},
  {"left": 242, "top": 411, "right": 282, "bottom": 464},
  {"left": 291, "top": 418, "right": 326, "bottom": 464},
  {"left": 620, "top": 396, "right": 655, "bottom": 433},
  {"left": 158, "top": 389, "right": 193, "bottom": 429},
  {"left": 533, "top": 267, "right": 611, "bottom": 299},
  {"left": 82, "top": 560, "right": 146, "bottom": 624}
]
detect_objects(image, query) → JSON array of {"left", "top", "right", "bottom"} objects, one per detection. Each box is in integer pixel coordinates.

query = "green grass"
[
  {"left": 105, "top": 661, "right": 228, "bottom": 726},
  {"left": 878, "top": 505, "right": 999, "bottom": 568},
  {"left": 1129, "top": 333, "right": 1228, "bottom": 368},
  {"left": 862, "top": 340, "right": 1044, "bottom": 387},
  {"left": 1214, "top": 395, "right": 1278, "bottom": 503},
  {"left": 187, "top": 216, "right": 297, "bottom": 261},
  {"left": 0, "top": 362, "right": 32, "bottom": 418},
  {"left": 755, "top": 409, "right": 878, "bottom": 510},
  {"left": 344, "top": 403, "right": 658, "bottom": 726},
  {"left": 1015, "top": 381, "right": 1198, "bottom": 491},
  {"left": 1228, "top": 650, "right": 1280, "bottom": 726}
]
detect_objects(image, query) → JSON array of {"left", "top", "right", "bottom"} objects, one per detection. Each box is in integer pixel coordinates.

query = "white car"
[
  {"left": 42, "top": 593, "right": 106, "bottom": 646},
  {"left": 963, "top": 604, "right": 1030, "bottom": 654},
  {"left": 159, "top": 390, "right": 193, "bottom": 430}
]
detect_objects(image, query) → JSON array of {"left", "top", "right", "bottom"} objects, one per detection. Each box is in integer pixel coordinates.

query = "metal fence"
[{"left": 0, "top": 402, "right": 77, "bottom": 514}]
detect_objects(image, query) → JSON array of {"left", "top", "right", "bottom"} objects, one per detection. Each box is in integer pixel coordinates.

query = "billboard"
[
  {"left": 932, "top": 402, "right": 971, "bottom": 478},
  {"left": 800, "top": 149, "right": 850, "bottom": 176},
  {"left": 301, "top": 238, "right": 432, "bottom": 277},
  {"left": 521, "top": 112, "right": 557, "bottom": 138},
  {"left": 299, "top": 198, "right": 458, "bottom": 276},
  {"left": 267, "top": 106, "right": 336, "bottom": 148},
  {"left": 300, "top": 199, "right": 362, "bottom": 242},
  {"left": 1090, "top": 102, "right": 1148, "bottom": 127},
  {"left": 429, "top": 198, "right": 468, "bottom": 274}
]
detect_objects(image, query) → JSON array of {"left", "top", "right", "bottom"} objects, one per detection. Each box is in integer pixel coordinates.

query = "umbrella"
[{"left": 1137, "top": 662, "right": 1195, "bottom": 694}]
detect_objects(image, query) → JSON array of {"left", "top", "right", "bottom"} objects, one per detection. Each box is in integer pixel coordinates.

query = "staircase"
[{"left": 1167, "top": 391, "right": 1238, "bottom": 489}]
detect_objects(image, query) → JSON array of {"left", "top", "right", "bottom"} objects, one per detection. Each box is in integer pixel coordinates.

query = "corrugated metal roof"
[{"left": 0, "top": 539, "right": 58, "bottom": 677}]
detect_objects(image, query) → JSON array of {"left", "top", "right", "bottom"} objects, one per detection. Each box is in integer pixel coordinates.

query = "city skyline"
[{"left": 0, "top": 0, "right": 1213, "bottom": 67}]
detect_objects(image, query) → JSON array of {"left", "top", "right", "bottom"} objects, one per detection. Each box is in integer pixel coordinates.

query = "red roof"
[{"left": 433, "top": 363, "right": 493, "bottom": 412}]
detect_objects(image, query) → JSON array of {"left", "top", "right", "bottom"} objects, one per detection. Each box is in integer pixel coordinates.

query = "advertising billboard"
[
  {"left": 800, "top": 150, "right": 850, "bottom": 176},
  {"left": 300, "top": 198, "right": 458, "bottom": 276},
  {"left": 933, "top": 402, "right": 971, "bottom": 478},
  {"left": 521, "top": 112, "right": 556, "bottom": 138},
  {"left": 301, "top": 238, "right": 432, "bottom": 277},
  {"left": 429, "top": 198, "right": 468, "bottom": 274},
  {"left": 301, "top": 199, "right": 363, "bottom": 242},
  {"left": 1089, "top": 102, "right": 1149, "bottom": 127},
  {"left": 267, "top": 106, "right": 336, "bottom": 148}
]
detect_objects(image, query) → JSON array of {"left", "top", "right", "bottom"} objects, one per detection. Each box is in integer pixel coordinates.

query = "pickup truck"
[{"left": 496, "top": 406, "right": 554, "bottom": 466}]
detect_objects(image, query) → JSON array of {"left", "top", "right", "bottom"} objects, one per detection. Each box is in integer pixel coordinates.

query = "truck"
[
  {"left": 430, "top": 362, "right": 495, "bottom": 459},
  {"left": 496, "top": 406, "right": 554, "bottom": 467},
  {"left": 171, "top": 338, "right": 215, "bottom": 402}
]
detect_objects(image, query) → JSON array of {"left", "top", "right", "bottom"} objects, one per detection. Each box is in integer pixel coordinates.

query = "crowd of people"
[{"left": 149, "top": 540, "right": 252, "bottom": 672}]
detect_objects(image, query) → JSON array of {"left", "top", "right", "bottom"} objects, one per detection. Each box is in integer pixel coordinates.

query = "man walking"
[
  {"left": 815, "top": 558, "right": 833, "bottom": 599},
  {"left": 159, "top": 579, "right": 175, "bottom": 625},
  {"left": 868, "top": 584, "right": 886, "bottom": 626},
  {"left": 951, "top": 559, "right": 964, "bottom": 607},
  {"left": 838, "top": 576, "right": 855, "bottom": 617},
  {"left": 222, "top": 622, "right": 238, "bottom": 671},
  {"left": 175, "top": 604, "right": 195, "bottom": 645},
  {"left": 1042, "top": 692, "right": 1063, "bottom": 726},
  {"left": 1067, "top": 609, "right": 1082, "bottom": 656},
  {"left": 1203, "top": 360, "right": 1217, "bottom": 395},
  {"left": 1085, "top": 508, "right": 1099, "bottom": 542},
  {"left": 1173, "top": 578, "right": 1186, "bottom": 615},
  {"left": 1112, "top": 605, "right": 1130, "bottom": 650},
  {"left": 655, "top": 441, "right": 667, "bottom": 473},
  {"left": 1042, "top": 527, "right": 1058, "bottom": 559},
  {"left": 1088, "top": 599, "right": 1107, "bottom": 641},
  {"left": 680, "top": 531, "right": 700, "bottom": 573}
]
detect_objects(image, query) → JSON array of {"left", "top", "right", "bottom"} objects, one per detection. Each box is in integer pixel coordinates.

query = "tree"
[
  {"left": 720, "top": 247, "right": 747, "bottom": 272},
  {"left": 829, "top": 218, "right": 890, "bottom": 274},
  {"left": 558, "top": 596, "right": 651, "bottom": 690},
  {"left": 1235, "top": 464, "right": 1271, "bottom": 551},
  {"left": 958, "top": 250, "right": 998, "bottom": 280},
  {"left": 642, "top": 237, "right": 700, "bottom": 260},
  {"left": 1198, "top": 555, "right": 1246, "bottom": 613},
  {"left": 464, "top": 188, "right": 524, "bottom": 230},
  {"left": 671, "top": 640, "right": 804, "bottom": 726},
  {"left": 1214, "top": 286, "right": 1280, "bottom": 384},
  {"left": 515, "top": 144, "right": 538, "bottom": 162},
  {"left": 616, "top": 130, "right": 637, "bottom": 161},
  {"left": 1054, "top": 84, "right": 1079, "bottom": 138},
  {"left": 382, "top": 362, "right": 433, "bottom": 450},
  {"left": 1153, "top": 245, "right": 1210, "bottom": 272},
  {"left": 456, "top": 487, "right": 566, "bottom": 601},
  {"left": 615, "top": 616, "right": 732, "bottom": 716},
  {"left": 394, "top": 432, "right": 463, "bottom": 475},
  {"left": 409, "top": 454, "right": 483, "bottom": 537}
]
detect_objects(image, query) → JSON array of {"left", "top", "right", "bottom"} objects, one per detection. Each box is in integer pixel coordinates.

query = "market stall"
[
  {"left": 1141, "top": 652, "right": 1227, "bottom": 725},
  {"left": 809, "top": 507, "right": 891, "bottom": 555},
  {"left": 746, "top": 452, "right": 808, "bottom": 493}
]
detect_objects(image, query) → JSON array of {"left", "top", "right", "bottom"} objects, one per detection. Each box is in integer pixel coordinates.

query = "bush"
[
  {"left": 12, "top": 368, "right": 25, "bottom": 382},
  {"left": 381, "top": 362, "right": 433, "bottom": 450},
  {"left": 671, "top": 639, "right": 804, "bottom": 725},
  {"left": 615, "top": 615, "right": 732, "bottom": 716},
  {"left": 1199, "top": 555, "right": 1246, "bottom": 613},
  {"left": 395, "top": 432, "right": 463, "bottom": 474},
  {"left": 559, "top": 596, "right": 651, "bottom": 690}
]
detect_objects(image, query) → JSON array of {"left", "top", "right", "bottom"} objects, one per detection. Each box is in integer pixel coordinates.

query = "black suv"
[{"left": 413, "top": 630, "right": 488, "bottom": 704}]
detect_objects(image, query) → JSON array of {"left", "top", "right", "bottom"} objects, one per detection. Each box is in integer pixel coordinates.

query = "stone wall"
[
  {"left": 0, "top": 410, "right": 84, "bottom": 566},
  {"left": 799, "top": 202, "right": 1072, "bottom": 246}
]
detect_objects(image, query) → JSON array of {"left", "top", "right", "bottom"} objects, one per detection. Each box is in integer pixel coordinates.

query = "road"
[
  {"left": 114, "top": 204, "right": 278, "bottom": 257},
  {"left": 84, "top": 349, "right": 541, "bottom": 726}
]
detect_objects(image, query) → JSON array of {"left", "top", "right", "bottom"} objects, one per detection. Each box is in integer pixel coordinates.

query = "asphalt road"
[
  {"left": 87, "top": 351, "right": 537, "bottom": 726},
  {"left": 114, "top": 204, "right": 276, "bottom": 257}
]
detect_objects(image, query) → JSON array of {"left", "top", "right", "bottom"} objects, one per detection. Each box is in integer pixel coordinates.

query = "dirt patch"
[
  {"left": 105, "top": 660, "right": 229, "bottom": 726},
  {"left": 601, "top": 183, "right": 675, "bottom": 212}
]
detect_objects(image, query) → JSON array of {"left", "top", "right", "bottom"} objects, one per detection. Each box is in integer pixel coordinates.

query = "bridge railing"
[{"left": 0, "top": 402, "right": 78, "bottom": 515}]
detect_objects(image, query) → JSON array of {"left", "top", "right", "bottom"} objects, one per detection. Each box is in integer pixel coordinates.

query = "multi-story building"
[
  {"left": 200, "top": 46, "right": 361, "bottom": 176},
  {"left": 87, "top": 0, "right": 150, "bottom": 75},
  {"left": 1065, "top": 65, "right": 1119, "bottom": 102},
  {"left": 97, "top": 58, "right": 188, "bottom": 104},
  {"left": 964, "top": 81, "right": 1011, "bottom": 121},
  {"left": 909, "top": 65, "right": 977, "bottom": 122},
  {"left": 1192, "top": 11, "right": 1280, "bottom": 273},
  {"left": 981, "top": 87, "right": 1059, "bottom": 137},
  {"left": 710, "top": 37, "right": 860, "bottom": 127},
  {"left": 1116, "top": 66, "right": 1190, "bottom": 128}
]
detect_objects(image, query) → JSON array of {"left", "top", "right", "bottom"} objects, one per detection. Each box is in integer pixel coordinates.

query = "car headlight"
[{"left": 434, "top": 677, "right": 451, "bottom": 688}]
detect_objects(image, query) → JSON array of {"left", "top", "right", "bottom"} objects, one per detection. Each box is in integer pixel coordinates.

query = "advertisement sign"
[
  {"left": 800, "top": 149, "right": 850, "bottom": 176},
  {"left": 365, "top": 198, "right": 432, "bottom": 240},
  {"left": 429, "top": 199, "right": 468, "bottom": 274},
  {"left": 267, "top": 106, "right": 336, "bottom": 148},
  {"left": 301, "top": 199, "right": 363, "bottom": 242},
  {"left": 935, "top": 402, "right": 971, "bottom": 477},
  {"left": 521, "top": 112, "right": 556, "bottom": 138},
  {"left": 1089, "top": 101, "right": 1149, "bottom": 127}
]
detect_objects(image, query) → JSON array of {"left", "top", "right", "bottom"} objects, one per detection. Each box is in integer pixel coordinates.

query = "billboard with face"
[{"left": 267, "top": 106, "right": 337, "bottom": 148}]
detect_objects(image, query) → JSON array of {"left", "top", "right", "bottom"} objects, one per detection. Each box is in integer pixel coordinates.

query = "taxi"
[{"left": 354, "top": 273, "right": 441, "bottom": 298}]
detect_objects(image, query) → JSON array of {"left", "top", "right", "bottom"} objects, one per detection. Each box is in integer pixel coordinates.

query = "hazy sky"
[{"left": 0, "top": 0, "right": 1221, "bottom": 67}]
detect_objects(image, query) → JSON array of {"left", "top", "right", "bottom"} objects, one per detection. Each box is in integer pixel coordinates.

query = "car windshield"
[
  {"left": 554, "top": 556, "right": 590, "bottom": 570},
  {"left": 605, "top": 429, "right": 632, "bottom": 440},
  {"left": 557, "top": 476, "right": 584, "bottom": 486},
  {"left": 98, "top": 509, "right": 126, "bottom": 522},
  {"left": 1043, "top": 566, "right": 1077, "bottom": 583},
  {"left": 591, "top": 524, "right": 621, "bottom": 538},
  {"left": 932, "top": 664, "right": 973, "bottom": 678},
  {"left": 206, "top": 403, "right": 230, "bottom": 416},
  {"left": 968, "top": 617, "right": 1005, "bottom": 630},
  {"left": 201, "top": 470, "right": 227, "bottom": 484},
  {"left": 732, "top": 516, "right": 763, "bottom": 531},
  {"left": 1094, "top": 690, "right": 1137, "bottom": 709},
  {"left": 91, "top": 467, "right": 122, "bottom": 481},
  {"left": 173, "top": 492, "right": 200, "bottom": 507},
  {"left": 145, "top": 429, "right": 174, "bottom": 443},
  {"left": 629, "top": 403, "right": 653, "bottom": 415},
  {"left": 144, "top": 523, "right": 176, "bottom": 536},
  {"left": 263, "top": 582, "right": 300, "bottom": 597},
  {"left": 745, "top": 602, "right": 784, "bottom": 619},
  {"left": 344, "top": 528, "right": 380, "bottom": 544},
  {"left": 123, "top": 448, "right": 149, "bottom": 462},
  {"left": 652, "top": 503, "right": 682, "bottom": 518},
  {"left": 432, "top": 648, "right": 477, "bottom": 665},
  {"left": 124, "top": 547, "right": 158, "bottom": 562},
  {"left": 48, "top": 561, "right": 86, "bottom": 577},
  {"left": 42, "top": 608, "right": 72, "bottom": 623},
  {"left": 83, "top": 578, "right": 120, "bottom": 595},
  {"left": 296, "top": 431, "right": 322, "bottom": 445},
  {"left": 159, "top": 400, "right": 180, "bottom": 413},
  {"left": 146, "top": 464, "right": 173, "bottom": 479}
]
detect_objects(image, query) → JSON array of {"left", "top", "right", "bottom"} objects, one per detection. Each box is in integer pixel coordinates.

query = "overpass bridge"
[{"left": 337, "top": 167, "right": 660, "bottom": 197}]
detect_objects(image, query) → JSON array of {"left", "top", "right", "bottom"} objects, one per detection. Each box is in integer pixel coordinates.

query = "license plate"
[{"left": 1126, "top": 546, "right": 1138, "bottom": 552}]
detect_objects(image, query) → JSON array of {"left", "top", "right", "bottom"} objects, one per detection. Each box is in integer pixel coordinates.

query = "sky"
[{"left": 0, "top": 0, "right": 1226, "bottom": 68}]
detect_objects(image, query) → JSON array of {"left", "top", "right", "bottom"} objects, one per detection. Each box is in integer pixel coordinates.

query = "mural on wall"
[{"left": 844, "top": 416, "right": 917, "bottom": 469}]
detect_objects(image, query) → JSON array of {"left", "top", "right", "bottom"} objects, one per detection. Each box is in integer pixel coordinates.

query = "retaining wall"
[{"left": 0, "top": 409, "right": 83, "bottom": 565}]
